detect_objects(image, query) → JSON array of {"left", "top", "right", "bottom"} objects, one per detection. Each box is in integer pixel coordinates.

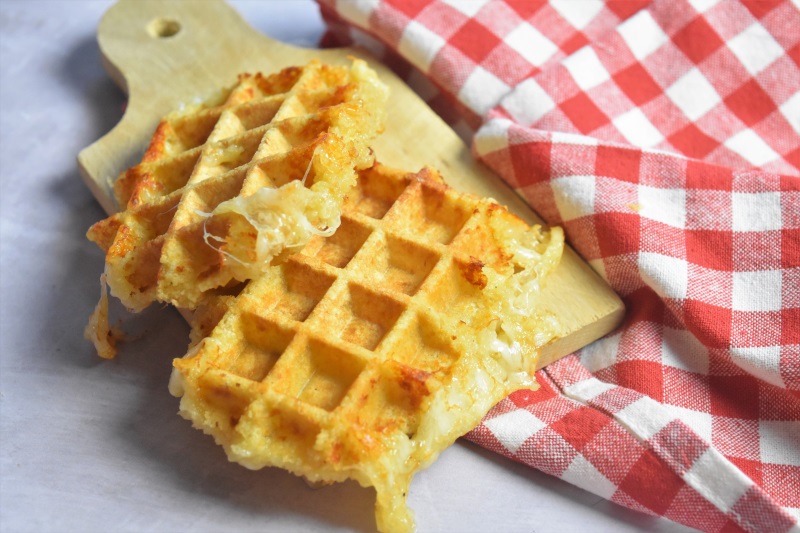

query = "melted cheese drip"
[
  {"left": 84, "top": 272, "right": 118, "bottom": 359},
  {"left": 198, "top": 180, "right": 340, "bottom": 278},
  {"left": 476, "top": 220, "right": 565, "bottom": 387}
]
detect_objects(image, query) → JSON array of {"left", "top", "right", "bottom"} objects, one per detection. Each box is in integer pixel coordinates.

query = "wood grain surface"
[{"left": 78, "top": 0, "right": 624, "bottom": 368}]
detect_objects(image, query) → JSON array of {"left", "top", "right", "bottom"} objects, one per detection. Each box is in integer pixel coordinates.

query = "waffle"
[
  {"left": 87, "top": 59, "right": 388, "bottom": 314},
  {"left": 170, "top": 164, "right": 565, "bottom": 533}
]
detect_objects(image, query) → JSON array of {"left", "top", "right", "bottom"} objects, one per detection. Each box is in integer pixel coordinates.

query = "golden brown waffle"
[
  {"left": 170, "top": 164, "right": 564, "bottom": 533},
  {"left": 87, "top": 59, "right": 388, "bottom": 313}
]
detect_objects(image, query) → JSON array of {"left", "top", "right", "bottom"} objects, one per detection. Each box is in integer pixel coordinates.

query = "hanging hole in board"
[{"left": 147, "top": 18, "right": 181, "bottom": 39}]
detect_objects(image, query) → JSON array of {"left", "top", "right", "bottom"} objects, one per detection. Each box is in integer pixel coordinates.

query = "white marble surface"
[{"left": 0, "top": 1, "right": 696, "bottom": 532}]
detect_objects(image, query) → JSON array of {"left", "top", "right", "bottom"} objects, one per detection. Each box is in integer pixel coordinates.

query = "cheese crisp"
[
  {"left": 86, "top": 59, "right": 388, "bottom": 317},
  {"left": 169, "top": 164, "right": 564, "bottom": 533},
  {"left": 85, "top": 58, "right": 566, "bottom": 533}
]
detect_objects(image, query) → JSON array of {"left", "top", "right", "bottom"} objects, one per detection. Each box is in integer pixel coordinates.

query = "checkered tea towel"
[{"left": 317, "top": 1, "right": 800, "bottom": 531}]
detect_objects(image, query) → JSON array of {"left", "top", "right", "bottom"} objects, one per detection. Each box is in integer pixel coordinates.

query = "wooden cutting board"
[{"left": 78, "top": 0, "right": 624, "bottom": 369}]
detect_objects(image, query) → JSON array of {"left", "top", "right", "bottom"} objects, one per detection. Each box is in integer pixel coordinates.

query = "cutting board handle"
[{"left": 96, "top": 0, "right": 290, "bottom": 95}]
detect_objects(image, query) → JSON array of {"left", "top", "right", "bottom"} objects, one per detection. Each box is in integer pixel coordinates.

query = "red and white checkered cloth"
[{"left": 317, "top": 1, "right": 800, "bottom": 531}]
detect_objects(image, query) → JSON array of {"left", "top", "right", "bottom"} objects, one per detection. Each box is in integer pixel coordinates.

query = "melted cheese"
[
  {"left": 197, "top": 179, "right": 340, "bottom": 278},
  {"left": 84, "top": 272, "right": 118, "bottom": 359},
  {"left": 475, "top": 220, "right": 565, "bottom": 387},
  {"left": 207, "top": 144, "right": 245, "bottom": 166},
  {"left": 373, "top": 221, "right": 565, "bottom": 532}
]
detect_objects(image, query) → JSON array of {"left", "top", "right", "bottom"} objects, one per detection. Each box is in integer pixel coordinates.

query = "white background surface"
[{"left": 0, "top": 1, "right": 695, "bottom": 532}]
